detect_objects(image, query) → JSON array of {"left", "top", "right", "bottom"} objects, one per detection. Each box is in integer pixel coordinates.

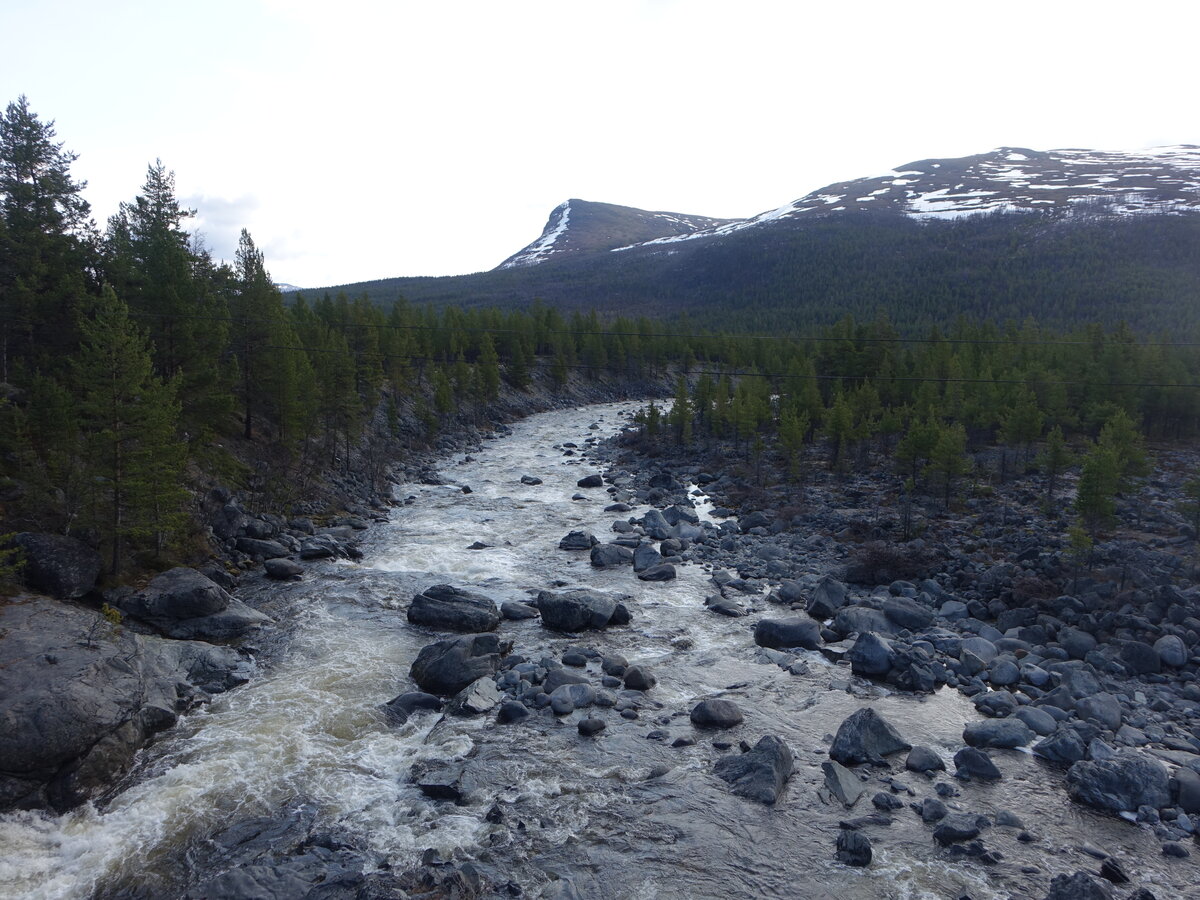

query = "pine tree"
[
  {"left": 0, "top": 95, "right": 95, "bottom": 375},
  {"left": 1075, "top": 441, "right": 1120, "bottom": 535},
  {"left": 73, "top": 287, "right": 187, "bottom": 576},
  {"left": 927, "top": 422, "right": 970, "bottom": 507},
  {"left": 1035, "top": 425, "right": 1074, "bottom": 515}
]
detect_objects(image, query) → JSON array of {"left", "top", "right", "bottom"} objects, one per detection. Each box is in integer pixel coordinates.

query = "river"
[{"left": 0, "top": 401, "right": 1185, "bottom": 899}]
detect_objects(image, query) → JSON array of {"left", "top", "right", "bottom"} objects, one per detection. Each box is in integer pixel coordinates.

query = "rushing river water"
[{"left": 0, "top": 402, "right": 1189, "bottom": 899}]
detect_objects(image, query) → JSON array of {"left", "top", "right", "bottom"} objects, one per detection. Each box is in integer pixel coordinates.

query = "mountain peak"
[{"left": 496, "top": 199, "right": 732, "bottom": 269}]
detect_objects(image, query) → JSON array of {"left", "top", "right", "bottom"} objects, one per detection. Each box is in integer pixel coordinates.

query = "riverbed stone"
[
  {"left": 637, "top": 563, "right": 677, "bottom": 582},
  {"left": 559, "top": 531, "right": 598, "bottom": 551},
  {"left": 448, "top": 677, "right": 502, "bottom": 716},
  {"left": 690, "top": 699, "right": 744, "bottom": 729},
  {"left": 576, "top": 474, "right": 604, "bottom": 488},
  {"left": 964, "top": 718, "right": 1035, "bottom": 750},
  {"left": 829, "top": 708, "right": 911, "bottom": 766},
  {"left": 954, "top": 747, "right": 1002, "bottom": 782},
  {"left": 755, "top": 616, "right": 822, "bottom": 651},
  {"left": 1066, "top": 753, "right": 1171, "bottom": 814},
  {"left": 835, "top": 829, "right": 872, "bottom": 866},
  {"left": 409, "top": 633, "right": 511, "bottom": 696},
  {"left": 590, "top": 543, "right": 634, "bottom": 568},
  {"left": 537, "top": 589, "right": 626, "bottom": 631},
  {"left": 407, "top": 584, "right": 501, "bottom": 633},
  {"left": 823, "top": 760, "right": 867, "bottom": 807},
  {"left": 263, "top": 558, "right": 303, "bottom": 580},
  {"left": 714, "top": 735, "right": 794, "bottom": 805},
  {"left": 1042, "top": 872, "right": 1114, "bottom": 900},
  {"left": 906, "top": 746, "right": 946, "bottom": 774}
]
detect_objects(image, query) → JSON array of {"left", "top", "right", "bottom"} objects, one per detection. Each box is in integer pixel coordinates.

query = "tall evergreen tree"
[{"left": 73, "top": 287, "right": 187, "bottom": 576}]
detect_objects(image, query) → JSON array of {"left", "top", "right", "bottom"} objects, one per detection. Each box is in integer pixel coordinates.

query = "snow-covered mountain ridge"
[{"left": 498, "top": 146, "right": 1200, "bottom": 268}]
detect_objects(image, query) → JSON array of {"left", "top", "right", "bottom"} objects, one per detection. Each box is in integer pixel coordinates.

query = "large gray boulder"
[
  {"left": 407, "top": 584, "right": 500, "bottom": 633},
  {"left": 754, "top": 616, "right": 822, "bottom": 651},
  {"left": 714, "top": 735, "right": 794, "bottom": 805},
  {"left": 829, "top": 708, "right": 911, "bottom": 765},
  {"left": 116, "top": 568, "right": 271, "bottom": 641},
  {"left": 0, "top": 596, "right": 248, "bottom": 812},
  {"left": 409, "top": 633, "right": 511, "bottom": 696},
  {"left": 1066, "top": 753, "right": 1171, "bottom": 814},
  {"left": 806, "top": 575, "right": 847, "bottom": 619},
  {"left": 963, "top": 718, "right": 1035, "bottom": 750},
  {"left": 590, "top": 543, "right": 634, "bottom": 568},
  {"left": 537, "top": 589, "right": 629, "bottom": 632},
  {"left": 14, "top": 532, "right": 102, "bottom": 599}
]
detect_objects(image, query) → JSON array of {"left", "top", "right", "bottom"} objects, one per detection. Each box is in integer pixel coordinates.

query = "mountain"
[
  {"left": 496, "top": 199, "right": 731, "bottom": 269},
  {"left": 299, "top": 146, "right": 1200, "bottom": 334}
]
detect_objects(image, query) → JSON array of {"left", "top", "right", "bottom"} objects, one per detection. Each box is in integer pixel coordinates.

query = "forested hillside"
[
  {"left": 301, "top": 210, "right": 1200, "bottom": 336},
  {"left": 2, "top": 96, "right": 1199, "bottom": 585}
]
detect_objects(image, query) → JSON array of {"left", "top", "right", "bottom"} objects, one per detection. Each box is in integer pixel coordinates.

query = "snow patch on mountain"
[
  {"left": 608, "top": 145, "right": 1200, "bottom": 253},
  {"left": 501, "top": 201, "right": 572, "bottom": 269}
]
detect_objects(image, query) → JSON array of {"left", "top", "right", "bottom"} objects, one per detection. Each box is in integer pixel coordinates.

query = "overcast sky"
[{"left": 5, "top": 0, "right": 1196, "bottom": 288}]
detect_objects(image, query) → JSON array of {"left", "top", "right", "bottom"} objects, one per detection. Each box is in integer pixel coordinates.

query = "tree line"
[{"left": 2, "top": 95, "right": 1197, "bottom": 579}]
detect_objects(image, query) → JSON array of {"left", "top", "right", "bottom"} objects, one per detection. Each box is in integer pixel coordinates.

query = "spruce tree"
[{"left": 73, "top": 287, "right": 186, "bottom": 576}]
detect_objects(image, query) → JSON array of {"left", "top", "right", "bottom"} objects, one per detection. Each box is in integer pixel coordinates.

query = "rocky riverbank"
[
  {"left": 0, "top": 372, "right": 671, "bottom": 818},
  {"left": 565, "top": 427, "right": 1200, "bottom": 897}
]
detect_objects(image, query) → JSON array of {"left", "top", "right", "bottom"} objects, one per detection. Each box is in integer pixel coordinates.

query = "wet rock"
[
  {"left": 116, "top": 568, "right": 271, "bottom": 641},
  {"left": 954, "top": 747, "right": 1002, "bottom": 782},
  {"left": 298, "top": 535, "right": 342, "bottom": 559},
  {"left": 448, "top": 677, "right": 501, "bottom": 716},
  {"left": 637, "top": 563, "right": 677, "bottom": 582},
  {"left": 933, "top": 813, "right": 988, "bottom": 845},
  {"left": 872, "top": 791, "right": 904, "bottom": 811},
  {"left": 754, "top": 616, "right": 822, "bottom": 651},
  {"left": 1066, "top": 753, "right": 1171, "bottom": 814},
  {"left": 964, "top": 718, "right": 1035, "bottom": 750},
  {"left": 1014, "top": 706, "right": 1058, "bottom": 736},
  {"left": 13, "top": 533, "right": 102, "bottom": 599},
  {"left": 714, "top": 735, "right": 794, "bottom": 805},
  {"left": 590, "top": 543, "right": 634, "bottom": 568},
  {"left": 520, "top": 475, "right": 543, "bottom": 485},
  {"left": 409, "top": 633, "right": 511, "bottom": 696},
  {"left": 1098, "top": 857, "right": 1129, "bottom": 884},
  {"left": 690, "top": 699, "right": 744, "bottom": 729},
  {"left": 633, "top": 542, "right": 663, "bottom": 572},
  {"left": 704, "top": 595, "right": 747, "bottom": 617},
  {"left": 848, "top": 632, "right": 895, "bottom": 677},
  {"left": 823, "top": 760, "right": 867, "bottom": 807},
  {"left": 500, "top": 600, "right": 539, "bottom": 620},
  {"left": 807, "top": 576, "right": 848, "bottom": 619},
  {"left": 832, "top": 606, "right": 897, "bottom": 638},
  {"left": 408, "top": 584, "right": 501, "bottom": 633},
  {"left": 623, "top": 666, "right": 657, "bottom": 691},
  {"left": 973, "top": 691, "right": 1018, "bottom": 718},
  {"left": 1075, "top": 693, "right": 1123, "bottom": 733},
  {"left": 558, "top": 530, "right": 599, "bottom": 551},
  {"left": 915, "top": 797, "right": 948, "bottom": 823},
  {"left": 497, "top": 701, "right": 530, "bottom": 724},
  {"left": 576, "top": 474, "right": 604, "bottom": 488},
  {"left": 830, "top": 708, "right": 912, "bottom": 766},
  {"left": 578, "top": 717, "right": 606, "bottom": 736},
  {"left": 835, "top": 829, "right": 872, "bottom": 866},
  {"left": 537, "top": 589, "right": 626, "bottom": 631},
  {"left": 906, "top": 746, "right": 946, "bottom": 774},
  {"left": 235, "top": 537, "right": 290, "bottom": 560},
  {"left": 381, "top": 691, "right": 443, "bottom": 726},
  {"left": 1041, "top": 872, "right": 1114, "bottom": 900},
  {"left": 882, "top": 597, "right": 934, "bottom": 630},
  {"left": 0, "top": 596, "right": 247, "bottom": 812},
  {"left": 262, "top": 558, "right": 303, "bottom": 580},
  {"left": 412, "top": 762, "right": 467, "bottom": 803},
  {"left": 1034, "top": 727, "right": 1088, "bottom": 765}
]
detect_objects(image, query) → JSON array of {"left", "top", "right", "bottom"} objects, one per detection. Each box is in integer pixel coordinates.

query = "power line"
[
  {"left": 252, "top": 345, "right": 1200, "bottom": 391},
  {"left": 91, "top": 309, "right": 1200, "bottom": 350}
]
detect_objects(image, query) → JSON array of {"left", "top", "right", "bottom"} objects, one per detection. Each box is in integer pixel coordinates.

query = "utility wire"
[
  {"left": 253, "top": 345, "right": 1200, "bottom": 391},
  {"left": 80, "top": 309, "right": 1200, "bottom": 349}
]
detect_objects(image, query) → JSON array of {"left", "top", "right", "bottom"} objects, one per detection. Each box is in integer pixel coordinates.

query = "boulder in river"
[
  {"left": 847, "top": 632, "right": 895, "bottom": 677},
  {"left": 558, "top": 531, "right": 598, "bottom": 551},
  {"left": 754, "top": 616, "right": 822, "bottom": 651},
  {"left": 407, "top": 584, "right": 501, "bottom": 633},
  {"left": 714, "top": 735, "right": 794, "bottom": 805},
  {"left": 1066, "top": 753, "right": 1170, "bottom": 815},
  {"left": 576, "top": 474, "right": 604, "bottom": 488},
  {"left": 835, "top": 829, "right": 872, "bottom": 866},
  {"left": 637, "top": 563, "right": 677, "bottom": 582},
  {"left": 829, "top": 708, "right": 911, "bottom": 766},
  {"left": 953, "top": 746, "right": 1002, "bottom": 782},
  {"left": 1041, "top": 872, "right": 1115, "bottom": 900},
  {"left": 590, "top": 543, "right": 634, "bottom": 568},
  {"left": 263, "top": 558, "right": 303, "bottom": 580},
  {"left": 409, "top": 633, "right": 512, "bottom": 696},
  {"left": 116, "top": 567, "right": 271, "bottom": 641},
  {"left": 963, "top": 718, "right": 1035, "bottom": 750},
  {"left": 537, "top": 588, "right": 629, "bottom": 631},
  {"left": 690, "top": 699, "right": 744, "bottom": 729}
]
